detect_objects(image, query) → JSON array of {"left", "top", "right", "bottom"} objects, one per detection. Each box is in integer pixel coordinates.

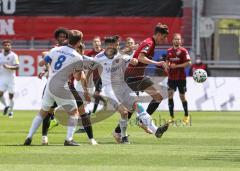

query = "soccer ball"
[{"left": 193, "top": 69, "right": 207, "bottom": 83}]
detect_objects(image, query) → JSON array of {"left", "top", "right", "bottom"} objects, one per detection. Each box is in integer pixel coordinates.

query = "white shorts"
[
  {"left": 0, "top": 76, "right": 15, "bottom": 94},
  {"left": 41, "top": 84, "right": 77, "bottom": 112},
  {"left": 101, "top": 83, "right": 136, "bottom": 111}
]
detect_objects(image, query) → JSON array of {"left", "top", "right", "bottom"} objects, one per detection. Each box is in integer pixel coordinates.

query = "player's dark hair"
[
  {"left": 2, "top": 39, "right": 12, "bottom": 45},
  {"left": 68, "top": 30, "right": 83, "bottom": 45},
  {"left": 54, "top": 27, "right": 69, "bottom": 39},
  {"left": 154, "top": 23, "right": 169, "bottom": 35},
  {"left": 104, "top": 36, "right": 117, "bottom": 44}
]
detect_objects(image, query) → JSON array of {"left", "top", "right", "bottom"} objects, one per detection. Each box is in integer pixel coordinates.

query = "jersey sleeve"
[
  {"left": 183, "top": 49, "right": 191, "bottom": 62},
  {"left": 121, "top": 54, "right": 131, "bottom": 63},
  {"left": 44, "top": 49, "right": 54, "bottom": 64},
  {"left": 13, "top": 53, "right": 19, "bottom": 65},
  {"left": 140, "top": 43, "right": 152, "bottom": 56},
  {"left": 88, "top": 57, "right": 99, "bottom": 70}
]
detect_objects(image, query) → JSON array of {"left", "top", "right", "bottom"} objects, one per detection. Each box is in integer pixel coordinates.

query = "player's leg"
[
  {"left": 141, "top": 77, "right": 161, "bottom": 115},
  {"left": 133, "top": 102, "right": 169, "bottom": 138},
  {"left": 144, "top": 85, "right": 163, "bottom": 113},
  {"left": 168, "top": 80, "right": 177, "bottom": 122},
  {"left": 178, "top": 80, "right": 189, "bottom": 124},
  {"left": 0, "top": 91, "right": 9, "bottom": 115},
  {"left": 113, "top": 111, "right": 133, "bottom": 143},
  {"left": 24, "top": 109, "right": 49, "bottom": 145},
  {"left": 117, "top": 105, "right": 129, "bottom": 144},
  {"left": 78, "top": 103, "right": 98, "bottom": 145},
  {"left": 8, "top": 93, "right": 14, "bottom": 118},
  {"left": 0, "top": 80, "right": 9, "bottom": 115},
  {"left": 24, "top": 88, "right": 55, "bottom": 145}
]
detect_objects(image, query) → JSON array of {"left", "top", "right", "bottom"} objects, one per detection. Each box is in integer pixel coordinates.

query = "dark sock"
[
  {"left": 98, "top": 95, "right": 106, "bottom": 103},
  {"left": 50, "top": 113, "right": 55, "bottom": 120},
  {"left": 182, "top": 101, "right": 188, "bottom": 116},
  {"left": 81, "top": 114, "right": 93, "bottom": 139},
  {"left": 42, "top": 113, "right": 51, "bottom": 136},
  {"left": 115, "top": 111, "right": 133, "bottom": 133},
  {"left": 168, "top": 99, "right": 174, "bottom": 117},
  {"left": 146, "top": 99, "right": 160, "bottom": 115},
  {"left": 92, "top": 97, "right": 100, "bottom": 113}
]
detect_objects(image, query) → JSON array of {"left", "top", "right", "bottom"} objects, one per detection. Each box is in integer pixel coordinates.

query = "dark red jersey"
[
  {"left": 125, "top": 37, "right": 156, "bottom": 79},
  {"left": 86, "top": 49, "right": 103, "bottom": 57},
  {"left": 190, "top": 63, "right": 208, "bottom": 76},
  {"left": 167, "top": 47, "right": 191, "bottom": 80},
  {"left": 86, "top": 49, "right": 103, "bottom": 83}
]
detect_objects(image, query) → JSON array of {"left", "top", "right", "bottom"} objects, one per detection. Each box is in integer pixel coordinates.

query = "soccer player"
[
  {"left": 85, "top": 36, "right": 106, "bottom": 114},
  {"left": 166, "top": 33, "right": 191, "bottom": 124},
  {"left": 0, "top": 40, "right": 19, "bottom": 118},
  {"left": 124, "top": 23, "right": 169, "bottom": 117},
  {"left": 24, "top": 30, "right": 86, "bottom": 146},
  {"left": 38, "top": 28, "right": 69, "bottom": 145},
  {"left": 88, "top": 36, "right": 169, "bottom": 143},
  {"left": 121, "top": 37, "right": 138, "bottom": 56}
]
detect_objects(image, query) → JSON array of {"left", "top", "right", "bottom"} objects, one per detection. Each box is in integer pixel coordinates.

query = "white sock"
[
  {"left": 138, "top": 112, "right": 158, "bottom": 134},
  {"left": 9, "top": 98, "right": 14, "bottom": 113},
  {"left": 27, "top": 114, "right": 43, "bottom": 138},
  {"left": 119, "top": 119, "right": 128, "bottom": 138},
  {"left": 0, "top": 96, "right": 7, "bottom": 107},
  {"left": 66, "top": 115, "right": 78, "bottom": 141}
]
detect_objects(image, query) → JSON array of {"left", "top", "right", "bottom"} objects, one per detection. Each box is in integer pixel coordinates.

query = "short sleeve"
[
  {"left": 140, "top": 43, "right": 152, "bottom": 55},
  {"left": 183, "top": 49, "right": 191, "bottom": 62},
  {"left": 13, "top": 53, "right": 19, "bottom": 65},
  {"left": 43, "top": 49, "right": 54, "bottom": 64}
]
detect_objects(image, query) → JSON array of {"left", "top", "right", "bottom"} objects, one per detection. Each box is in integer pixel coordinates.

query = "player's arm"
[
  {"left": 171, "top": 61, "right": 191, "bottom": 69},
  {"left": 3, "top": 54, "right": 19, "bottom": 70},
  {"left": 3, "top": 64, "right": 19, "bottom": 70},
  {"left": 138, "top": 52, "right": 168, "bottom": 70}
]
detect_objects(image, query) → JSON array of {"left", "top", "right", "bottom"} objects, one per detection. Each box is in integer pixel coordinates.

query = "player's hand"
[
  {"left": 130, "top": 58, "right": 138, "bottom": 66},
  {"left": 170, "top": 63, "right": 178, "bottom": 69},
  {"left": 84, "top": 91, "right": 91, "bottom": 103},
  {"left": 38, "top": 71, "right": 45, "bottom": 79},
  {"left": 157, "top": 61, "right": 169, "bottom": 73}
]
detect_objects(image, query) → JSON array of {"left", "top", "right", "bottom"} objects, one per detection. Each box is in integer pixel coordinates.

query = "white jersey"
[
  {"left": 0, "top": 50, "right": 19, "bottom": 78},
  {"left": 44, "top": 46, "right": 84, "bottom": 87},
  {"left": 90, "top": 51, "right": 131, "bottom": 87}
]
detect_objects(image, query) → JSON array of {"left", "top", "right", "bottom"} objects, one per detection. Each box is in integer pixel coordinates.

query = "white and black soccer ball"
[{"left": 193, "top": 69, "right": 207, "bottom": 83}]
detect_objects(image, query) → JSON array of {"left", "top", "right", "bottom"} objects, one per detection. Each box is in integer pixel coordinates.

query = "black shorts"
[
  {"left": 168, "top": 79, "right": 187, "bottom": 94},
  {"left": 124, "top": 76, "right": 154, "bottom": 92}
]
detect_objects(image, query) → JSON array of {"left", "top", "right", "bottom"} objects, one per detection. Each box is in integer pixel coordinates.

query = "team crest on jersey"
[
  {"left": 115, "top": 59, "right": 119, "bottom": 63},
  {"left": 176, "top": 50, "right": 181, "bottom": 56},
  {"left": 7, "top": 57, "right": 10, "bottom": 60},
  {"left": 143, "top": 45, "right": 150, "bottom": 52}
]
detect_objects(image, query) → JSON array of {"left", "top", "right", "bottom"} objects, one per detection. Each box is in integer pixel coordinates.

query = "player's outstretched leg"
[
  {"left": 24, "top": 111, "right": 46, "bottom": 145},
  {"left": 134, "top": 102, "right": 169, "bottom": 138}
]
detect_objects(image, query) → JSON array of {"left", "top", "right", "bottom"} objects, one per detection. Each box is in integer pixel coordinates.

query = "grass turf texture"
[{"left": 0, "top": 111, "right": 240, "bottom": 171}]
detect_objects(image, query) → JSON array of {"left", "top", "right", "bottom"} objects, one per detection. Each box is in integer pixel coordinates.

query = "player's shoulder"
[
  {"left": 179, "top": 47, "right": 188, "bottom": 53},
  {"left": 95, "top": 51, "right": 106, "bottom": 59},
  {"left": 167, "top": 47, "right": 174, "bottom": 53}
]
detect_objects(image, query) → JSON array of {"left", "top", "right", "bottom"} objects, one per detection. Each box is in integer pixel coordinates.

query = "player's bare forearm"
[
  {"left": 177, "top": 61, "right": 191, "bottom": 68},
  {"left": 138, "top": 53, "right": 158, "bottom": 65},
  {"left": 3, "top": 64, "right": 19, "bottom": 70},
  {"left": 39, "top": 59, "right": 47, "bottom": 67}
]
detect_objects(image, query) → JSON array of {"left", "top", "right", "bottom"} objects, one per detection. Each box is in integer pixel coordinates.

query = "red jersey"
[
  {"left": 167, "top": 47, "right": 190, "bottom": 80},
  {"left": 86, "top": 49, "right": 103, "bottom": 82},
  {"left": 86, "top": 49, "right": 103, "bottom": 57},
  {"left": 125, "top": 37, "right": 156, "bottom": 78},
  {"left": 190, "top": 63, "right": 208, "bottom": 76}
]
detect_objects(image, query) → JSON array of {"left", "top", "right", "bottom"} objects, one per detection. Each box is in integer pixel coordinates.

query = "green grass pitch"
[{"left": 0, "top": 111, "right": 240, "bottom": 171}]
